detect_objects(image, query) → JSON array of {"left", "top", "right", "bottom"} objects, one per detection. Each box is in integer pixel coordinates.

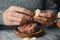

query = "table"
[{"left": 0, "top": 25, "right": 60, "bottom": 40}]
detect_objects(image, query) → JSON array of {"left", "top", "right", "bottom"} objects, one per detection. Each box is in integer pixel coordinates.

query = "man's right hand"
[{"left": 3, "top": 6, "right": 34, "bottom": 26}]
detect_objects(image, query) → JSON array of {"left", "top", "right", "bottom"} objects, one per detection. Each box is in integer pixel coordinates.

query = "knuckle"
[
  {"left": 22, "top": 8, "right": 25, "bottom": 10},
  {"left": 3, "top": 19, "right": 9, "bottom": 25},
  {"left": 9, "top": 6, "right": 15, "bottom": 10},
  {"left": 4, "top": 22, "right": 11, "bottom": 26},
  {"left": 10, "top": 6, "right": 14, "bottom": 8},
  {"left": 3, "top": 9, "right": 8, "bottom": 14}
]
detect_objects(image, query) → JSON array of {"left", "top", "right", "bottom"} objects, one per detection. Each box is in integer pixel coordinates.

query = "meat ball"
[{"left": 18, "top": 23, "right": 37, "bottom": 33}]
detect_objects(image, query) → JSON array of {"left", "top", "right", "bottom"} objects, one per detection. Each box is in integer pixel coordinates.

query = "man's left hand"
[{"left": 33, "top": 10, "right": 56, "bottom": 26}]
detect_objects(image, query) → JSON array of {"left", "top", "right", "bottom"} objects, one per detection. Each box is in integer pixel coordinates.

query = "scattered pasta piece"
[
  {"left": 57, "top": 12, "right": 60, "bottom": 18},
  {"left": 23, "top": 37, "right": 30, "bottom": 40},
  {"left": 30, "top": 37, "right": 37, "bottom": 40},
  {"left": 34, "top": 9, "right": 41, "bottom": 17}
]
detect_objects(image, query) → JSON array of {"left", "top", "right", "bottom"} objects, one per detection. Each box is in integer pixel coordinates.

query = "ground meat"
[{"left": 17, "top": 23, "right": 37, "bottom": 34}]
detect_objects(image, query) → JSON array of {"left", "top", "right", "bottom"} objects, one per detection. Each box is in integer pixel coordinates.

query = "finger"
[
  {"left": 46, "top": 10, "right": 55, "bottom": 17},
  {"left": 34, "top": 16, "right": 48, "bottom": 22},
  {"left": 4, "top": 19, "right": 20, "bottom": 26},
  {"left": 3, "top": 14, "right": 22, "bottom": 26},
  {"left": 3, "top": 11, "right": 12, "bottom": 20},
  {"left": 10, "top": 6, "right": 34, "bottom": 17},
  {"left": 39, "top": 13, "right": 52, "bottom": 18},
  {"left": 11, "top": 12, "right": 32, "bottom": 21},
  {"left": 7, "top": 15, "right": 23, "bottom": 23},
  {"left": 37, "top": 20, "right": 45, "bottom": 24},
  {"left": 9, "top": 21, "right": 20, "bottom": 25},
  {"left": 43, "top": 21, "right": 53, "bottom": 26},
  {"left": 24, "top": 14, "right": 32, "bottom": 21},
  {"left": 47, "top": 18, "right": 55, "bottom": 22},
  {"left": 34, "top": 17, "right": 47, "bottom": 24},
  {"left": 39, "top": 13, "right": 46, "bottom": 17},
  {"left": 34, "top": 18, "right": 51, "bottom": 26},
  {"left": 10, "top": 12, "right": 25, "bottom": 18}
]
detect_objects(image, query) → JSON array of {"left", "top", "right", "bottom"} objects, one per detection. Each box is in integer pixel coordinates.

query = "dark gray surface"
[
  {"left": 0, "top": 25, "right": 60, "bottom": 40},
  {"left": 0, "top": 0, "right": 58, "bottom": 40}
]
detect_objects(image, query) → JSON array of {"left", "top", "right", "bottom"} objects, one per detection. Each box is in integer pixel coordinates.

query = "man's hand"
[
  {"left": 3, "top": 6, "right": 34, "bottom": 26},
  {"left": 34, "top": 10, "right": 56, "bottom": 26}
]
